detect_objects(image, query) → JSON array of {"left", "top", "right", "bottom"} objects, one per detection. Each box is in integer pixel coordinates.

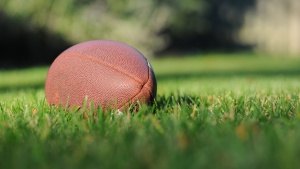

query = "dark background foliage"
[
  {"left": 2, "top": 0, "right": 298, "bottom": 67},
  {"left": 0, "top": 11, "right": 71, "bottom": 67}
]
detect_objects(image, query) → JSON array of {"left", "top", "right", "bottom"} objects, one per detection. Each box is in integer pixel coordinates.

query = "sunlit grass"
[
  {"left": 1, "top": 54, "right": 300, "bottom": 169},
  {"left": 152, "top": 53, "right": 300, "bottom": 75},
  {"left": 0, "top": 67, "right": 47, "bottom": 88}
]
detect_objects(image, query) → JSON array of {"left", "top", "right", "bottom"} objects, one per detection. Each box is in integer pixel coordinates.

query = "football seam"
[
  {"left": 118, "top": 65, "right": 152, "bottom": 110},
  {"left": 60, "top": 53, "right": 145, "bottom": 84}
]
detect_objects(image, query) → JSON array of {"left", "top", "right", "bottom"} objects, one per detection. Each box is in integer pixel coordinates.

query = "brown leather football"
[{"left": 45, "top": 40, "right": 157, "bottom": 110}]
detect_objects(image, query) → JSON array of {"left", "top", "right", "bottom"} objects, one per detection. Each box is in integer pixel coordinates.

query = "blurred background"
[{"left": 0, "top": 0, "right": 299, "bottom": 67}]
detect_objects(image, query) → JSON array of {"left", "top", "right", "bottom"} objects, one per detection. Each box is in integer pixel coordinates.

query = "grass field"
[{"left": 1, "top": 53, "right": 300, "bottom": 169}]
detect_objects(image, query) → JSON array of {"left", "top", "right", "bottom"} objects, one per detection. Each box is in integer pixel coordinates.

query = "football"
[{"left": 45, "top": 40, "right": 157, "bottom": 110}]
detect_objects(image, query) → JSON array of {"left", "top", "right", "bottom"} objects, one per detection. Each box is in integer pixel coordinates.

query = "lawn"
[{"left": 1, "top": 53, "right": 300, "bottom": 169}]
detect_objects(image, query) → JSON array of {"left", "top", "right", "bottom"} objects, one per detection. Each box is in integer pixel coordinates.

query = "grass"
[{"left": 1, "top": 53, "right": 300, "bottom": 169}]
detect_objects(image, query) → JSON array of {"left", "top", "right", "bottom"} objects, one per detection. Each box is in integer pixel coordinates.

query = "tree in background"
[
  {"left": 161, "top": 0, "right": 255, "bottom": 53},
  {"left": 0, "top": 0, "right": 298, "bottom": 66},
  {"left": 1, "top": 0, "right": 252, "bottom": 58},
  {"left": 0, "top": 0, "right": 171, "bottom": 58}
]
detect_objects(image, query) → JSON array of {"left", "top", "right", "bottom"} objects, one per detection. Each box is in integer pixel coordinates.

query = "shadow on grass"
[{"left": 156, "top": 69, "right": 300, "bottom": 81}]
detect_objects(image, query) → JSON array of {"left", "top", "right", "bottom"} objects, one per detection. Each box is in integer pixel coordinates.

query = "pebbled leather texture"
[{"left": 45, "top": 40, "right": 157, "bottom": 110}]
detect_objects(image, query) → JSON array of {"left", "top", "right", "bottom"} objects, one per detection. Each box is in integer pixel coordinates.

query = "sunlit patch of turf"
[{"left": 1, "top": 54, "right": 300, "bottom": 169}]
